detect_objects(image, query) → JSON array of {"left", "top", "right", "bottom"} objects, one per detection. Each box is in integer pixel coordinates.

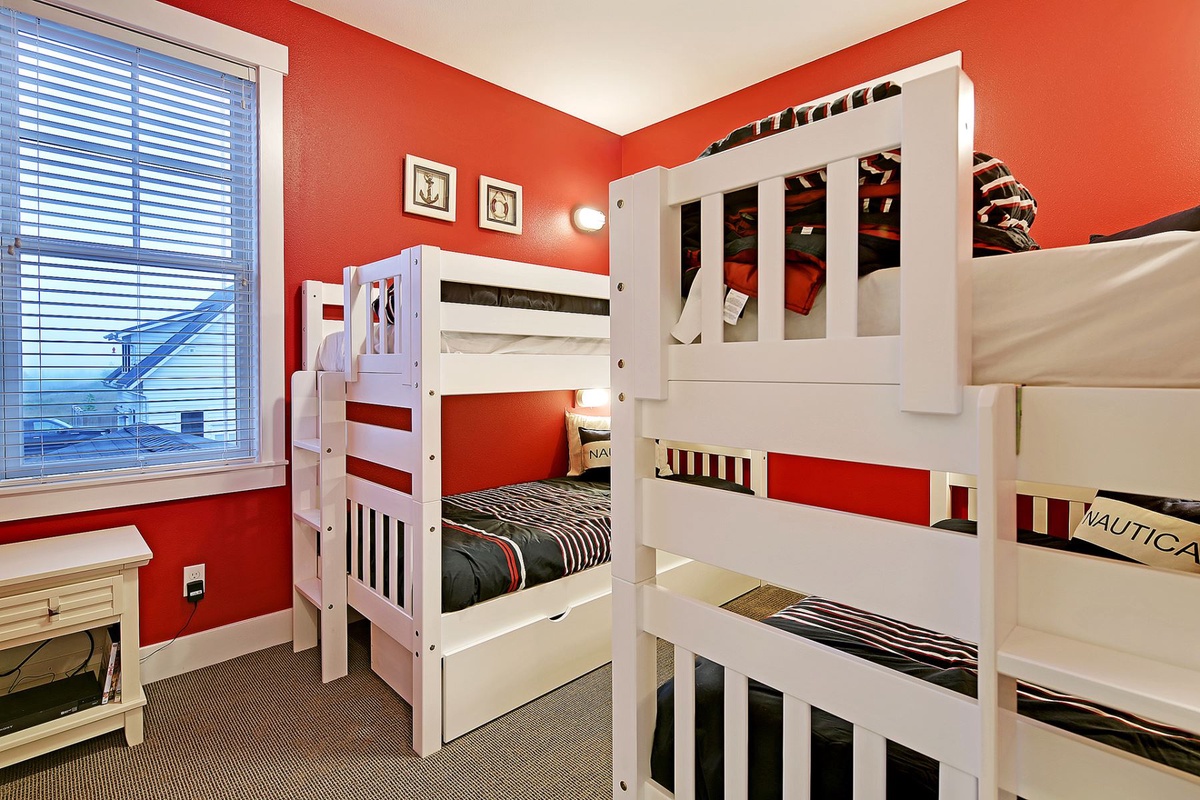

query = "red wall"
[
  {"left": 622, "top": 0, "right": 1200, "bottom": 520},
  {"left": 622, "top": 0, "right": 1200, "bottom": 250},
  {"left": 0, "top": 0, "right": 620, "bottom": 645}
]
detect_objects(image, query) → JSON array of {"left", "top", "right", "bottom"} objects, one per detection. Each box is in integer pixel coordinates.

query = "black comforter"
[
  {"left": 441, "top": 477, "right": 610, "bottom": 612},
  {"left": 651, "top": 525, "right": 1200, "bottom": 799}
]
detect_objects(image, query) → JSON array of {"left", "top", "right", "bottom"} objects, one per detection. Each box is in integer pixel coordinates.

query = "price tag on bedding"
[
  {"left": 1072, "top": 496, "right": 1200, "bottom": 574},
  {"left": 723, "top": 288, "right": 750, "bottom": 325}
]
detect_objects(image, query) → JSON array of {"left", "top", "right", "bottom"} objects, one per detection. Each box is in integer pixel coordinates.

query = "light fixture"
[
  {"left": 575, "top": 388, "right": 610, "bottom": 408},
  {"left": 572, "top": 206, "right": 606, "bottom": 233}
]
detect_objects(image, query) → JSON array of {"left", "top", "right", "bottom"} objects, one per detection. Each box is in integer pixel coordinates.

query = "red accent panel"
[
  {"left": 622, "top": 0, "right": 1200, "bottom": 250},
  {"left": 347, "top": 403, "right": 412, "bottom": 430},
  {"left": 442, "top": 391, "right": 575, "bottom": 496},
  {"left": 767, "top": 454, "right": 928, "bottom": 525},
  {"left": 348, "top": 456, "right": 413, "bottom": 495}
]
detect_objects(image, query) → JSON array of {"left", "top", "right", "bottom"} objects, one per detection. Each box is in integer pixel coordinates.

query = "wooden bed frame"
[
  {"left": 290, "top": 245, "right": 759, "bottom": 756},
  {"left": 609, "top": 53, "right": 1200, "bottom": 800}
]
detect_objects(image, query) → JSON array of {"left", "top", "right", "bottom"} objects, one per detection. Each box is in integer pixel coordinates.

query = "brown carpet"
[{"left": 1, "top": 586, "right": 802, "bottom": 800}]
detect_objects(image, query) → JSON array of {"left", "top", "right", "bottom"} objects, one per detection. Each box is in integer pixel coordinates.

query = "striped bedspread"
[
  {"left": 653, "top": 595, "right": 1200, "bottom": 799},
  {"left": 441, "top": 477, "right": 610, "bottom": 612}
]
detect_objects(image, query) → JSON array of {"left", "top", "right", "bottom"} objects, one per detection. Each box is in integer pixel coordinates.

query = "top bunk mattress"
[{"left": 696, "top": 231, "right": 1200, "bottom": 389}]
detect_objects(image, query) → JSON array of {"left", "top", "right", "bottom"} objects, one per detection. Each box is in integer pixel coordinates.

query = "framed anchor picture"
[
  {"left": 478, "top": 175, "right": 522, "bottom": 235},
  {"left": 404, "top": 154, "right": 456, "bottom": 221}
]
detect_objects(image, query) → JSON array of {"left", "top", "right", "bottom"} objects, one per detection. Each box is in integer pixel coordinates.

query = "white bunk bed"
[
  {"left": 610, "top": 53, "right": 1200, "bottom": 800},
  {"left": 290, "top": 245, "right": 760, "bottom": 756}
]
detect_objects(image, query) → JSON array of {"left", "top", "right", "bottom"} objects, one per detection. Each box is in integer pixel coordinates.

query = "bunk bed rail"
[{"left": 610, "top": 61, "right": 973, "bottom": 416}]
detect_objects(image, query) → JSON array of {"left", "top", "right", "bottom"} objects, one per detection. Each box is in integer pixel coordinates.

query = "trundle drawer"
[
  {"left": 442, "top": 589, "right": 612, "bottom": 742},
  {"left": 0, "top": 576, "right": 120, "bottom": 646}
]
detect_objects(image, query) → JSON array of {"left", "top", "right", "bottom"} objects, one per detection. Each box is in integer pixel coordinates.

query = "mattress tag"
[
  {"left": 801, "top": 226, "right": 814, "bottom": 235},
  {"left": 671, "top": 281, "right": 703, "bottom": 344},
  {"left": 724, "top": 288, "right": 749, "bottom": 325}
]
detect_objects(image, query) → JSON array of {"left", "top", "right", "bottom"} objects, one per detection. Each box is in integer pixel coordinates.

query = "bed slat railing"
[
  {"left": 610, "top": 64, "right": 971, "bottom": 414},
  {"left": 643, "top": 478, "right": 980, "bottom": 642},
  {"left": 641, "top": 585, "right": 981, "bottom": 778},
  {"left": 724, "top": 669, "right": 750, "bottom": 800},
  {"left": 673, "top": 646, "right": 697, "bottom": 800},
  {"left": 781, "top": 695, "right": 812, "bottom": 800}
]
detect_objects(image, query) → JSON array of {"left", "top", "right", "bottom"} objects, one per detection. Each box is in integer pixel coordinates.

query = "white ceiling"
[{"left": 291, "top": 0, "right": 964, "bottom": 135}]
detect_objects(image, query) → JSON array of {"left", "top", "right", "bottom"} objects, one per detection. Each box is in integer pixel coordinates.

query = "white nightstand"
[{"left": 0, "top": 526, "right": 152, "bottom": 768}]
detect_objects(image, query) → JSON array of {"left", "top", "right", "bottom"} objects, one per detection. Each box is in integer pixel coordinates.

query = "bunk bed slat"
[
  {"left": 700, "top": 193, "right": 725, "bottom": 346},
  {"left": 756, "top": 176, "right": 786, "bottom": 343},
  {"left": 438, "top": 250, "right": 610, "bottom": 298},
  {"left": 642, "top": 479, "right": 981, "bottom": 640},
  {"left": 781, "top": 695, "right": 812, "bottom": 800},
  {"left": 851, "top": 725, "right": 887, "bottom": 800},
  {"left": 724, "top": 668, "right": 750, "bottom": 800},
  {"left": 439, "top": 303, "right": 609, "bottom": 339},
  {"left": 641, "top": 584, "right": 981, "bottom": 775},
  {"left": 938, "top": 763, "right": 978, "bottom": 800},
  {"left": 674, "top": 645, "right": 697, "bottom": 800},
  {"left": 999, "top": 626, "right": 1200, "bottom": 735},
  {"left": 441, "top": 353, "right": 609, "bottom": 395},
  {"left": 825, "top": 156, "right": 860, "bottom": 341},
  {"left": 665, "top": 99, "right": 901, "bottom": 207},
  {"left": 667, "top": 336, "right": 901, "bottom": 386},
  {"left": 1015, "top": 387, "right": 1200, "bottom": 499},
  {"left": 642, "top": 382, "right": 981, "bottom": 475},
  {"left": 1018, "top": 546, "right": 1200, "bottom": 674},
  {"left": 347, "top": 421, "right": 418, "bottom": 473},
  {"left": 1013, "top": 715, "right": 1200, "bottom": 800}
]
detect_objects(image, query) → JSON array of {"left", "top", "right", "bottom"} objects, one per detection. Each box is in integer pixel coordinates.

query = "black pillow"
[
  {"left": 578, "top": 426, "right": 611, "bottom": 482},
  {"left": 1089, "top": 204, "right": 1200, "bottom": 243}
]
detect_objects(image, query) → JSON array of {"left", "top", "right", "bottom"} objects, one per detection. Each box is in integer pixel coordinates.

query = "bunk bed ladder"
[{"left": 290, "top": 369, "right": 349, "bottom": 683}]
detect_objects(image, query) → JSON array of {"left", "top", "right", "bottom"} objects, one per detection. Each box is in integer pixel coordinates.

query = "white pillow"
[{"left": 566, "top": 411, "right": 610, "bottom": 476}]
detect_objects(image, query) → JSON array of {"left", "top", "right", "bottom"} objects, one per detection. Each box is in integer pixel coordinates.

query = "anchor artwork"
[{"left": 404, "top": 154, "right": 456, "bottom": 221}]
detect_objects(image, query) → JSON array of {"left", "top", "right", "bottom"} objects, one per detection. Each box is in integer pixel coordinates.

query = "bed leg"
[{"left": 612, "top": 578, "right": 657, "bottom": 800}]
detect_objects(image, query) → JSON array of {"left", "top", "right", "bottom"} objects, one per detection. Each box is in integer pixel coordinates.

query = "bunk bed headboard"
[{"left": 609, "top": 57, "right": 974, "bottom": 416}]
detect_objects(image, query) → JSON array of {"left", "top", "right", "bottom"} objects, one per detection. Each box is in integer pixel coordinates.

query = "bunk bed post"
[
  {"left": 610, "top": 171, "right": 672, "bottom": 799},
  {"left": 976, "top": 384, "right": 1019, "bottom": 800},
  {"left": 317, "top": 370, "right": 349, "bottom": 682},
  {"left": 408, "top": 244, "right": 445, "bottom": 757},
  {"left": 343, "top": 266, "right": 368, "bottom": 383},
  {"left": 898, "top": 63, "right": 974, "bottom": 415},
  {"left": 300, "top": 280, "right": 323, "bottom": 371}
]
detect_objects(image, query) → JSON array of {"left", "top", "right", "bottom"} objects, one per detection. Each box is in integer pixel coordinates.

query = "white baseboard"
[{"left": 139, "top": 609, "right": 292, "bottom": 685}]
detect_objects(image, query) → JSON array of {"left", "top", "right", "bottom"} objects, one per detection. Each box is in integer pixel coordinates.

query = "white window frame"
[{"left": 0, "top": 0, "right": 287, "bottom": 520}]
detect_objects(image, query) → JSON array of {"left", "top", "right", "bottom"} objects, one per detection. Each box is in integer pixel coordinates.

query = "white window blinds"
[{"left": 0, "top": 6, "right": 260, "bottom": 483}]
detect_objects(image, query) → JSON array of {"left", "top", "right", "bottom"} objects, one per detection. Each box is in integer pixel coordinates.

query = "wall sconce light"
[
  {"left": 572, "top": 206, "right": 606, "bottom": 233},
  {"left": 575, "top": 388, "right": 610, "bottom": 408}
]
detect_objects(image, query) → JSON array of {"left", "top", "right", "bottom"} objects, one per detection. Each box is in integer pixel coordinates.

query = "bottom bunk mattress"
[
  {"left": 651, "top": 538, "right": 1200, "bottom": 798},
  {"left": 440, "top": 476, "right": 611, "bottom": 613}
]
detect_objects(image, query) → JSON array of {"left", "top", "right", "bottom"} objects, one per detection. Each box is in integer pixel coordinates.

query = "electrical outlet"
[{"left": 183, "top": 563, "right": 205, "bottom": 597}]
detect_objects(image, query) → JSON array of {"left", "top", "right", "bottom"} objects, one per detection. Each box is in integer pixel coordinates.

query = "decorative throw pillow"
[
  {"left": 1089, "top": 204, "right": 1200, "bottom": 243},
  {"left": 566, "top": 411, "right": 610, "bottom": 476},
  {"left": 578, "top": 426, "right": 611, "bottom": 481}
]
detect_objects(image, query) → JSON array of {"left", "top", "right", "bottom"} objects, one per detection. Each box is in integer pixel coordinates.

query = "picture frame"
[
  {"left": 478, "top": 175, "right": 522, "bottom": 235},
  {"left": 404, "top": 155, "right": 456, "bottom": 221}
]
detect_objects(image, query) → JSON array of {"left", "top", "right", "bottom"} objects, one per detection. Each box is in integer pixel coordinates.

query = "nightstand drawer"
[{"left": 0, "top": 576, "right": 120, "bottom": 645}]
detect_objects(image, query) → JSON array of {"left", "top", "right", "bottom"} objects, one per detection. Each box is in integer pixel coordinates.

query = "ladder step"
[
  {"left": 294, "top": 508, "right": 320, "bottom": 530},
  {"left": 294, "top": 437, "right": 321, "bottom": 453},
  {"left": 295, "top": 577, "right": 322, "bottom": 607},
  {"left": 1000, "top": 626, "right": 1200, "bottom": 735}
]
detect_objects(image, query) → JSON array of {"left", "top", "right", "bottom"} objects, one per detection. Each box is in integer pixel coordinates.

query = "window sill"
[{"left": 0, "top": 460, "right": 288, "bottom": 522}]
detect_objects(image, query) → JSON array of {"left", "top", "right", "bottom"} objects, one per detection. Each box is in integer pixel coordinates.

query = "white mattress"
[
  {"left": 317, "top": 330, "right": 609, "bottom": 372},
  {"left": 683, "top": 231, "right": 1200, "bottom": 388}
]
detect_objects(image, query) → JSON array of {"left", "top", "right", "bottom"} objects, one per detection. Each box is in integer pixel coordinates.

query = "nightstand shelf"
[{"left": 0, "top": 526, "right": 152, "bottom": 769}]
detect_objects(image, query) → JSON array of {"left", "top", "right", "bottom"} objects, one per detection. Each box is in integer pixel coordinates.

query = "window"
[{"left": 0, "top": 1, "right": 286, "bottom": 518}]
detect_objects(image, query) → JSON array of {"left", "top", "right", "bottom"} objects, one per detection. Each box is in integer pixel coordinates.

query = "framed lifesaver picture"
[
  {"left": 404, "top": 154, "right": 456, "bottom": 222},
  {"left": 479, "top": 175, "right": 522, "bottom": 235}
]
